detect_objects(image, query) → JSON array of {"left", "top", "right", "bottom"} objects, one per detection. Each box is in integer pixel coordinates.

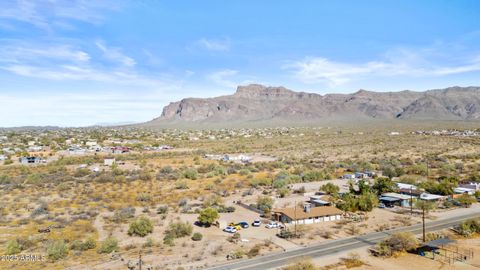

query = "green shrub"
[
  {"left": 98, "top": 237, "right": 119, "bottom": 254},
  {"left": 191, "top": 232, "right": 203, "bottom": 241},
  {"left": 256, "top": 196, "right": 274, "bottom": 212},
  {"left": 278, "top": 187, "right": 290, "bottom": 198},
  {"left": 457, "top": 219, "right": 480, "bottom": 236},
  {"left": 163, "top": 234, "right": 175, "bottom": 246},
  {"left": 112, "top": 207, "right": 135, "bottom": 223},
  {"left": 71, "top": 238, "right": 97, "bottom": 251},
  {"left": 136, "top": 193, "right": 152, "bottom": 202},
  {"left": 247, "top": 244, "right": 261, "bottom": 258},
  {"left": 282, "top": 260, "right": 318, "bottom": 270},
  {"left": 175, "top": 179, "right": 189, "bottom": 189},
  {"left": 183, "top": 168, "right": 198, "bottom": 180},
  {"left": 374, "top": 232, "right": 418, "bottom": 257},
  {"left": 163, "top": 221, "right": 193, "bottom": 246},
  {"left": 143, "top": 237, "right": 155, "bottom": 248},
  {"left": 128, "top": 216, "right": 153, "bottom": 237},
  {"left": 156, "top": 205, "right": 168, "bottom": 214},
  {"left": 457, "top": 194, "right": 476, "bottom": 207},
  {"left": 320, "top": 183, "right": 340, "bottom": 195},
  {"left": 165, "top": 221, "right": 192, "bottom": 238},
  {"left": 47, "top": 240, "right": 69, "bottom": 261},
  {"left": 6, "top": 240, "right": 22, "bottom": 255}
]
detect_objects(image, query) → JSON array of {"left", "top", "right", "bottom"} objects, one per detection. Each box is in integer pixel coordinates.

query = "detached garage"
[{"left": 273, "top": 203, "right": 343, "bottom": 225}]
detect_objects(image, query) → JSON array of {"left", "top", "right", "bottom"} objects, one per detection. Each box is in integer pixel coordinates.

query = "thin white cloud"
[
  {"left": 0, "top": 0, "right": 119, "bottom": 31},
  {"left": 285, "top": 48, "right": 480, "bottom": 86},
  {"left": 96, "top": 41, "right": 136, "bottom": 67},
  {"left": 0, "top": 40, "right": 167, "bottom": 88},
  {"left": 0, "top": 44, "right": 90, "bottom": 63},
  {"left": 207, "top": 69, "right": 238, "bottom": 88},
  {"left": 196, "top": 38, "right": 230, "bottom": 52},
  {"left": 1, "top": 64, "right": 168, "bottom": 88}
]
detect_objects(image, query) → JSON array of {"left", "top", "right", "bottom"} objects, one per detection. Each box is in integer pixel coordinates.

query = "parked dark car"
[{"left": 237, "top": 221, "right": 249, "bottom": 228}]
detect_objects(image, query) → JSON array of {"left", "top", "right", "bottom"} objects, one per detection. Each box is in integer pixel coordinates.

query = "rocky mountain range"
[{"left": 145, "top": 84, "right": 480, "bottom": 126}]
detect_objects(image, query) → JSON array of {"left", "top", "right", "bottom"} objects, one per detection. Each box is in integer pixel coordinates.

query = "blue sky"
[{"left": 1, "top": 0, "right": 480, "bottom": 127}]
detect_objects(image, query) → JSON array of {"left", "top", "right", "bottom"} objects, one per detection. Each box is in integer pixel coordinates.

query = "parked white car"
[
  {"left": 252, "top": 219, "right": 261, "bottom": 227},
  {"left": 223, "top": 226, "right": 237, "bottom": 233},
  {"left": 265, "top": 222, "right": 284, "bottom": 229}
]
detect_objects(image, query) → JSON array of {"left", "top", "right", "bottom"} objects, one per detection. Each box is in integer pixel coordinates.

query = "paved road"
[{"left": 208, "top": 212, "right": 480, "bottom": 270}]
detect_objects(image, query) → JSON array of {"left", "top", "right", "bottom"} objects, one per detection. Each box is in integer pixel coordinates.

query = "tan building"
[{"left": 273, "top": 203, "right": 343, "bottom": 225}]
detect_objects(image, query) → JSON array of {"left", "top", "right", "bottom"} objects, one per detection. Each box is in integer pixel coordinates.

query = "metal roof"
[
  {"left": 423, "top": 238, "right": 456, "bottom": 248},
  {"left": 379, "top": 196, "right": 401, "bottom": 202}
]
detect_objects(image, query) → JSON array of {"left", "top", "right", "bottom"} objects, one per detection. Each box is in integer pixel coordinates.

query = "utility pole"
[
  {"left": 138, "top": 251, "right": 142, "bottom": 270},
  {"left": 422, "top": 207, "right": 426, "bottom": 243},
  {"left": 294, "top": 200, "right": 297, "bottom": 237},
  {"left": 410, "top": 186, "right": 413, "bottom": 215}
]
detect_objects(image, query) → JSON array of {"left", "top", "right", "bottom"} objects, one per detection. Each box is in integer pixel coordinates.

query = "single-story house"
[
  {"left": 454, "top": 187, "right": 475, "bottom": 195},
  {"left": 459, "top": 183, "right": 480, "bottom": 191},
  {"left": 19, "top": 156, "right": 43, "bottom": 165},
  {"left": 397, "top": 183, "right": 417, "bottom": 190},
  {"left": 419, "top": 193, "right": 445, "bottom": 201},
  {"left": 272, "top": 204, "right": 342, "bottom": 225},
  {"left": 343, "top": 174, "right": 356, "bottom": 180},
  {"left": 309, "top": 195, "right": 333, "bottom": 207},
  {"left": 68, "top": 147, "right": 86, "bottom": 155},
  {"left": 355, "top": 172, "right": 369, "bottom": 179},
  {"left": 379, "top": 192, "right": 412, "bottom": 207},
  {"left": 28, "top": 146, "right": 43, "bottom": 152},
  {"left": 111, "top": 146, "right": 130, "bottom": 154},
  {"left": 398, "top": 188, "right": 423, "bottom": 198}
]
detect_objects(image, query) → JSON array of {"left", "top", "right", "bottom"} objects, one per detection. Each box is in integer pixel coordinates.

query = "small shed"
[
  {"left": 380, "top": 192, "right": 412, "bottom": 207},
  {"left": 104, "top": 158, "right": 116, "bottom": 166}
]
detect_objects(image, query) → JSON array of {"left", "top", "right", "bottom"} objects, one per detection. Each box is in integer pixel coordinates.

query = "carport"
[{"left": 378, "top": 196, "right": 401, "bottom": 207}]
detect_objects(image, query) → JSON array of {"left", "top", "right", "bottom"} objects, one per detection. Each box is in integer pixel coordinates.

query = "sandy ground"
[
  {"left": 289, "top": 179, "right": 353, "bottom": 194},
  {"left": 76, "top": 204, "right": 284, "bottom": 270}
]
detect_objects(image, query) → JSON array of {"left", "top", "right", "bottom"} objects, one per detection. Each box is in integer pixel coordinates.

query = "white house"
[
  {"left": 454, "top": 187, "right": 475, "bottom": 195},
  {"left": 397, "top": 183, "right": 417, "bottom": 190},
  {"left": 19, "top": 156, "right": 43, "bottom": 165},
  {"left": 273, "top": 204, "right": 342, "bottom": 225},
  {"left": 459, "top": 183, "right": 480, "bottom": 191},
  {"left": 419, "top": 193, "right": 445, "bottom": 201}
]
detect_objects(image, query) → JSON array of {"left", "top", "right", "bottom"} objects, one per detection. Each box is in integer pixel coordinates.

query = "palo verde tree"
[
  {"left": 197, "top": 207, "right": 219, "bottom": 226},
  {"left": 372, "top": 177, "right": 396, "bottom": 196}
]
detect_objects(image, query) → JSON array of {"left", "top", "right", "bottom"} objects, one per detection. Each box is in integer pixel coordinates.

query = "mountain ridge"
[{"left": 146, "top": 84, "right": 480, "bottom": 126}]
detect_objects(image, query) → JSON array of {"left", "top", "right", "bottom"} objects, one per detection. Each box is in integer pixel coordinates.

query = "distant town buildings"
[{"left": 19, "top": 156, "right": 43, "bottom": 165}]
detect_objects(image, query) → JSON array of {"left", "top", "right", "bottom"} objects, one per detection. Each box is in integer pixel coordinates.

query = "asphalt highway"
[{"left": 208, "top": 211, "right": 480, "bottom": 270}]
